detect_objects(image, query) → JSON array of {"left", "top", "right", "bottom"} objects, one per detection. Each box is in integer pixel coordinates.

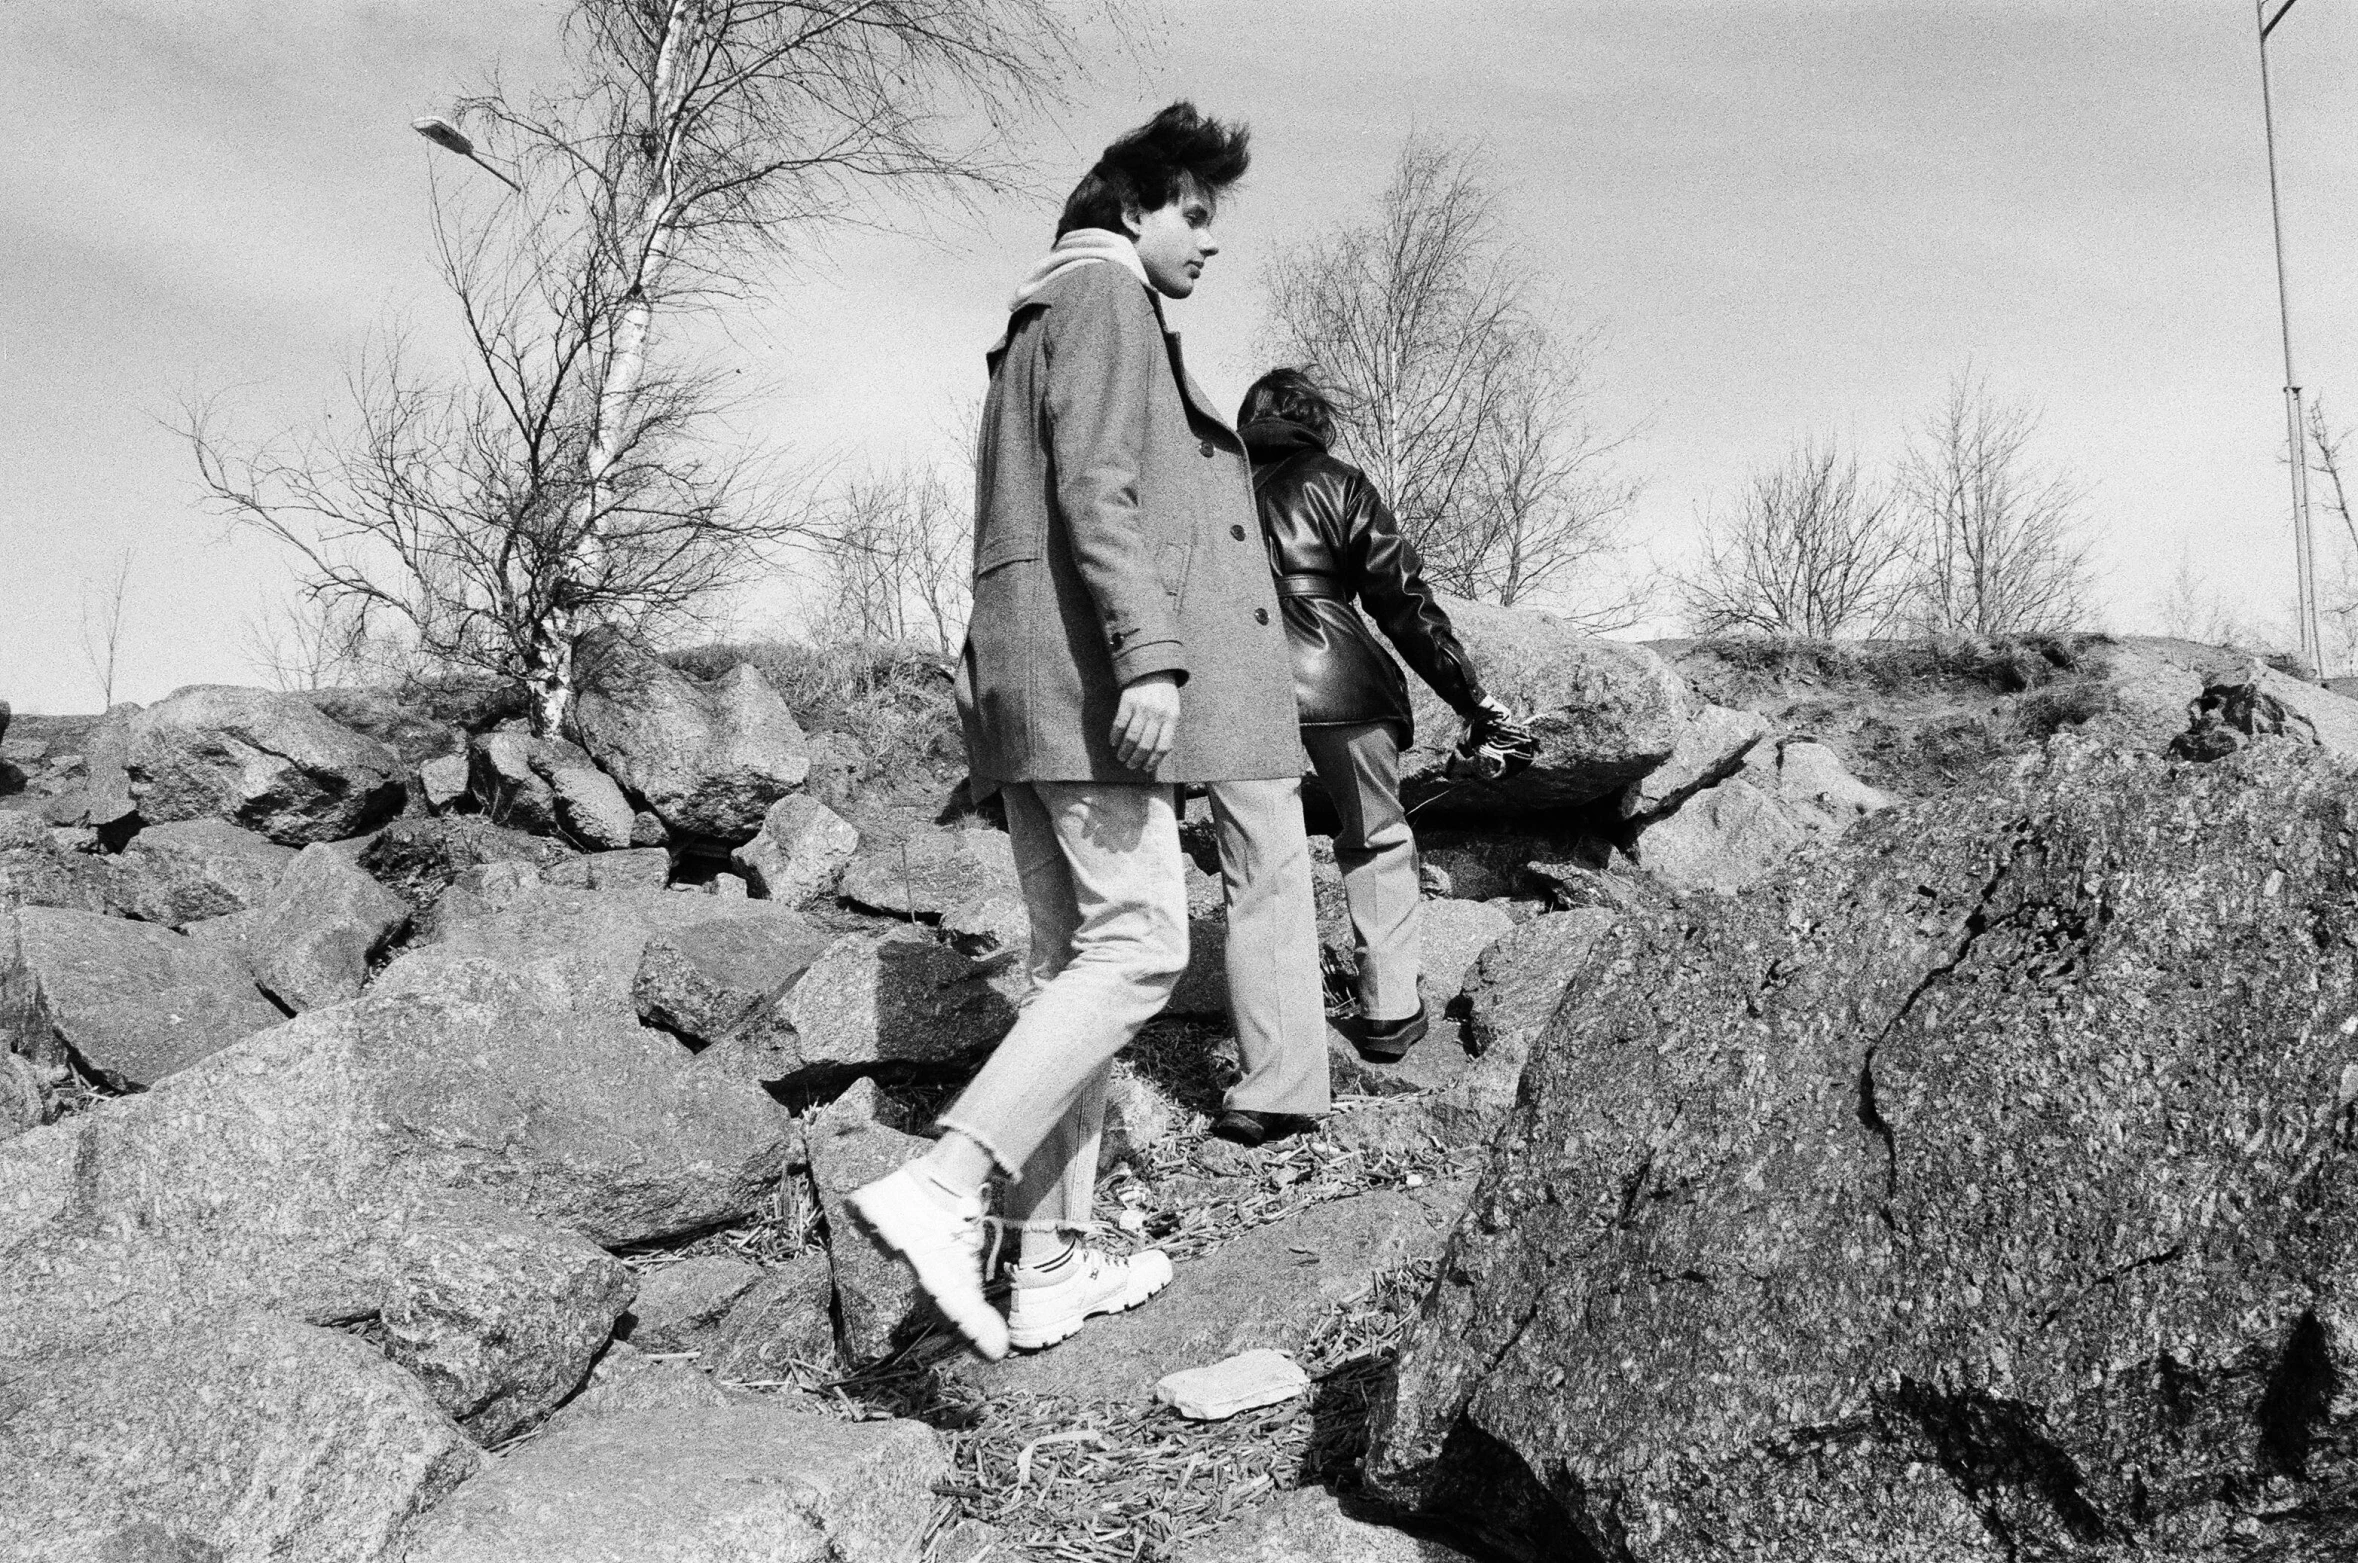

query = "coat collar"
[
  {"left": 986, "top": 253, "right": 1242, "bottom": 445},
  {"left": 1239, "top": 418, "right": 1328, "bottom": 459}
]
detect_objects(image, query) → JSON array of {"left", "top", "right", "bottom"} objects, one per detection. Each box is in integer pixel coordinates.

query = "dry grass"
[
  {"left": 606, "top": 1008, "right": 1477, "bottom": 1559},
  {"left": 812, "top": 1256, "right": 1444, "bottom": 1563}
]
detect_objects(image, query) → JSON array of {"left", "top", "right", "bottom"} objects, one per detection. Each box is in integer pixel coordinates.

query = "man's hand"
[{"left": 1110, "top": 671, "right": 1182, "bottom": 772}]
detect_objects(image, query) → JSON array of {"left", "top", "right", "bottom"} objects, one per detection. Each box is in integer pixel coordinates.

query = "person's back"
[{"left": 1238, "top": 367, "right": 1525, "bottom": 1062}]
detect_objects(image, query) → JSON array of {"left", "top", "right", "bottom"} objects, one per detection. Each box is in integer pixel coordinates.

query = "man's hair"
[
  {"left": 1237, "top": 367, "right": 1336, "bottom": 444},
  {"left": 1055, "top": 102, "right": 1251, "bottom": 239}
]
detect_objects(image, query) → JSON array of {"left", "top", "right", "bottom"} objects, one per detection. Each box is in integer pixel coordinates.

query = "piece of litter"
[
  {"left": 1403, "top": 1172, "right": 1425, "bottom": 1188},
  {"left": 1153, "top": 1349, "right": 1311, "bottom": 1421},
  {"left": 1116, "top": 1207, "right": 1149, "bottom": 1235}
]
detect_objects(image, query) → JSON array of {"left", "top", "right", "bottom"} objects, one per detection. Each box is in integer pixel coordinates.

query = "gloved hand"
[{"left": 1447, "top": 695, "right": 1538, "bottom": 783}]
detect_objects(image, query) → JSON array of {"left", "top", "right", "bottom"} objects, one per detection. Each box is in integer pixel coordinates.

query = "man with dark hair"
[
  {"left": 1237, "top": 366, "right": 1533, "bottom": 1063},
  {"left": 850, "top": 104, "right": 1328, "bottom": 1359}
]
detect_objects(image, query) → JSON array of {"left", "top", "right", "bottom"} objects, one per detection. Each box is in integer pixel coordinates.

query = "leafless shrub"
[
  {"left": 1898, "top": 371, "right": 2095, "bottom": 636},
  {"left": 811, "top": 463, "right": 972, "bottom": 652},
  {"left": 1683, "top": 436, "right": 1905, "bottom": 638}
]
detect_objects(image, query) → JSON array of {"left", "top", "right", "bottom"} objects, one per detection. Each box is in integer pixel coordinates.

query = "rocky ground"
[{"left": 0, "top": 606, "right": 2336, "bottom": 1562}]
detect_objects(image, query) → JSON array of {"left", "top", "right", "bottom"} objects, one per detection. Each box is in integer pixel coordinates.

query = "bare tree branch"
[
  {"left": 1683, "top": 435, "right": 1906, "bottom": 639},
  {"left": 1897, "top": 370, "right": 2095, "bottom": 636},
  {"left": 77, "top": 549, "right": 135, "bottom": 710},
  {"left": 188, "top": 0, "right": 1092, "bottom": 732},
  {"left": 809, "top": 461, "right": 971, "bottom": 652},
  {"left": 1261, "top": 138, "right": 1636, "bottom": 625}
]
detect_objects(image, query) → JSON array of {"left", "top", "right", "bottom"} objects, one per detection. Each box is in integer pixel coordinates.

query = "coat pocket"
[
  {"left": 975, "top": 537, "right": 1042, "bottom": 577},
  {"left": 1155, "top": 540, "right": 1193, "bottom": 597}
]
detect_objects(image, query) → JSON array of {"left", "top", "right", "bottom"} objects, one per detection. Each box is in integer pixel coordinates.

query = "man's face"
[{"left": 1125, "top": 185, "right": 1220, "bottom": 299}]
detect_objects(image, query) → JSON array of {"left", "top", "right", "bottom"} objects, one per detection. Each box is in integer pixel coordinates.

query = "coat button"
[
  {"left": 1198, "top": 440, "right": 1215, "bottom": 457},
  {"left": 1254, "top": 608, "right": 1269, "bottom": 625},
  {"left": 1230, "top": 524, "right": 1245, "bottom": 540}
]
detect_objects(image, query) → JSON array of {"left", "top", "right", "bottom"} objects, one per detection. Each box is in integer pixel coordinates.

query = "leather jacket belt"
[{"left": 1275, "top": 572, "right": 1343, "bottom": 600}]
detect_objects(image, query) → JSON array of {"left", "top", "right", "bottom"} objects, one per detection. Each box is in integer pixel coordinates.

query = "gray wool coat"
[{"left": 957, "top": 260, "right": 1301, "bottom": 787}]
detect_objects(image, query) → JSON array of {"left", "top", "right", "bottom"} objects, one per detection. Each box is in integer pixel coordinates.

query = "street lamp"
[
  {"left": 2255, "top": 0, "right": 2325, "bottom": 676},
  {"left": 409, "top": 116, "right": 523, "bottom": 194}
]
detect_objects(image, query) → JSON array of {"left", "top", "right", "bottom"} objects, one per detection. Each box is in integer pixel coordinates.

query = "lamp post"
[
  {"left": 409, "top": 116, "right": 523, "bottom": 194},
  {"left": 2256, "top": 0, "right": 2325, "bottom": 676}
]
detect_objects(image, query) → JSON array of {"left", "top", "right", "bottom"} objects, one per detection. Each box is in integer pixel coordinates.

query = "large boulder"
[
  {"left": 244, "top": 843, "right": 410, "bottom": 1012},
  {"left": 1633, "top": 738, "right": 1892, "bottom": 895},
  {"left": 2177, "top": 660, "right": 2358, "bottom": 760},
  {"left": 631, "top": 916, "right": 831, "bottom": 1046},
  {"left": 0, "top": 1314, "right": 481, "bottom": 1563},
  {"left": 1371, "top": 737, "right": 2358, "bottom": 1563},
  {"left": 396, "top": 1401, "right": 946, "bottom": 1563},
  {"left": 708, "top": 929, "right": 1017, "bottom": 1092},
  {"left": 1, "top": 975, "right": 780, "bottom": 1432},
  {"left": 99, "top": 685, "right": 405, "bottom": 845},
  {"left": 806, "top": 1080, "right": 927, "bottom": 1363},
  {"left": 376, "top": 884, "right": 816, "bottom": 1025},
  {"left": 377, "top": 1199, "right": 635, "bottom": 1444},
  {"left": 0, "top": 839, "right": 122, "bottom": 916},
  {"left": 0, "top": 905, "right": 283, "bottom": 1089},
  {"left": 571, "top": 631, "right": 810, "bottom": 843},
  {"left": 7, "top": 972, "right": 795, "bottom": 1284},
  {"left": 109, "top": 820, "right": 296, "bottom": 927},
  {"left": 836, "top": 826, "right": 1017, "bottom": 920},
  {"left": 466, "top": 731, "right": 635, "bottom": 850},
  {"left": 1617, "top": 702, "right": 1768, "bottom": 820},
  {"left": 305, "top": 687, "right": 467, "bottom": 772},
  {"left": 1177, "top": 1489, "right": 1477, "bottom": 1563},
  {"left": 355, "top": 817, "right": 578, "bottom": 910},
  {"left": 0, "top": 1051, "right": 46, "bottom": 1140},
  {"left": 1334, "top": 909, "right": 1619, "bottom": 1155},
  {"left": 3, "top": 1127, "right": 630, "bottom": 1448},
  {"left": 700, "top": 1253, "right": 838, "bottom": 1382},
  {"left": 1400, "top": 598, "right": 1690, "bottom": 812},
  {"left": 620, "top": 1253, "right": 765, "bottom": 1352},
  {"left": 732, "top": 794, "right": 861, "bottom": 903}
]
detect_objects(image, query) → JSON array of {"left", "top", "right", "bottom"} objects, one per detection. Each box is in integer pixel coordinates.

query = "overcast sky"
[{"left": 5, "top": 0, "right": 2355, "bottom": 713}]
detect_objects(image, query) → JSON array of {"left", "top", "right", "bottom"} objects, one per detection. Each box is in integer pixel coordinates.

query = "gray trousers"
[
  {"left": 1301, "top": 723, "right": 1422, "bottom": 1023},
  {"left": 938, "top": 775, "right": 1326, "bottom": 1235},
  {"left": 1206, "top": 777, "right": 1330, "bottom": 1120}
]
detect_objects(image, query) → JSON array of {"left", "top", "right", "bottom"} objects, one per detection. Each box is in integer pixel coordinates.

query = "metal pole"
[{"left": 2258, "top": 0, "right": 2324, "bottom": 675}]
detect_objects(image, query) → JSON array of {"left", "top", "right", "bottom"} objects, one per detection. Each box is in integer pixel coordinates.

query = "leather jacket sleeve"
[{"left": 1341, "top": 473, "right": 1486, "bottom": 719}]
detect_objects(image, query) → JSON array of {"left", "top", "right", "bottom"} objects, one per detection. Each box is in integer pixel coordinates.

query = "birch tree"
[{"left": 193, "top": 0, "right": 1088, "bottom": 733}]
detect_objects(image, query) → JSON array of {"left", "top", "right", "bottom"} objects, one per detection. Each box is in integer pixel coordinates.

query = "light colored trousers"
[
  {"left": 935, "top": 776, "right": 1327, "bottom": 1231},
  {"left": 1301, "top": 723, "right": 1423, "bottom": 1024}
]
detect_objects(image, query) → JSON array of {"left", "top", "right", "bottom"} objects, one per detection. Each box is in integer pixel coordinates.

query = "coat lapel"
[{"left": 1161, "top": 328, "right": 1241, "bottom": 448}]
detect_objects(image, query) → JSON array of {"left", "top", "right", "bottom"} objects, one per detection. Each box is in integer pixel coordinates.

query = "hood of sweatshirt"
[{"left": 1006, "top": 227, "right": 1151, "bottom": 313}]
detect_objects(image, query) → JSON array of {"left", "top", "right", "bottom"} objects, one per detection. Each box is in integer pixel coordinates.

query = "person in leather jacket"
[{"left": 1236, "top": 367, "right": 1513, "bottom": 1062}]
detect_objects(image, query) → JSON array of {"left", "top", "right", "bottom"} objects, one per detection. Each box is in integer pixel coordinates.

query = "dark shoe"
[
  {"left": 1210, "top": 1109, "right": 1320, "bottom": 1148},
  {"left": 1357, "top": 1004, "right": 1430, "bottom": 1063}
]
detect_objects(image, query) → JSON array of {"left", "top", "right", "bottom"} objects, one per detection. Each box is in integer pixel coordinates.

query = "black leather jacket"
[{"left": 1241, "top": 419, "right": 1485, "bottom": 744}]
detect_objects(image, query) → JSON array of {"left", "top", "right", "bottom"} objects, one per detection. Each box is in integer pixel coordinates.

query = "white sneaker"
[
  {"left": 845, "top": 1165, "right": 1010, "bottom": 1361},
  {"left": 1005, "top": 1245, "right": 1175, "bottom": 1351}
]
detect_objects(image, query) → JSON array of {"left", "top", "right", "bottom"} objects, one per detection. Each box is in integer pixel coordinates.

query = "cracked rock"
[{"left": 1371, "top": 737, "right": 2358, "bottom": 1562}]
